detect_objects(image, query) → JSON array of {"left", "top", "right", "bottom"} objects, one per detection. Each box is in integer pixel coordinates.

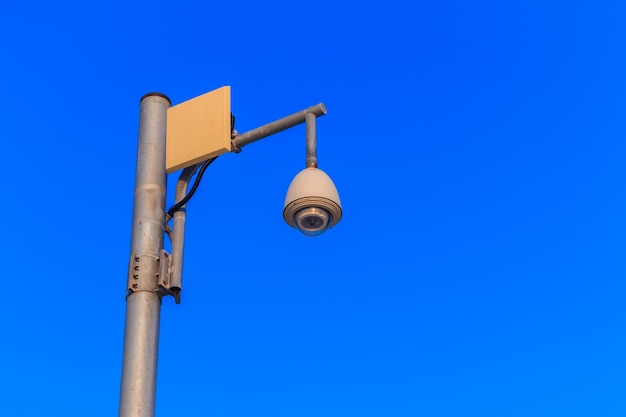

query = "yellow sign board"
[{"left": 166, "top": 86, "right": 231, "bottom": 173}]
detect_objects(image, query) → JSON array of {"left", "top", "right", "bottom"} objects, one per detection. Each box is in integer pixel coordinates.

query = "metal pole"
[
  {"left": 168, "top": 163, "right": 201, "bottom": 298},
  {"left": 119, "top": 93, "right": 170, "bottom": 417},
  {"left": 305, "top": 112, "right": 317, "bottom": 168}
]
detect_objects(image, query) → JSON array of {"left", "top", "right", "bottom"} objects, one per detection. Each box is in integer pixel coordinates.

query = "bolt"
[
  {"left": 135, "top": 256, "right": 140, "bottom": 262},
  {"left": 133, "top": 274, "right": 139, "bottom": 279},
  {"left": 134, "top": 265, "right": 140, "bottom": 271},
  {"left": 132, "top": 283, "right": 138, "bottom": 289}
]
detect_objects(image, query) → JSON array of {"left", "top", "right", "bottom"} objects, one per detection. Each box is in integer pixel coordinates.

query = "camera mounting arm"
[
  {"left": 231, "top": 103, "right": 327, "bottom": 152},
  {"left": 305, "top": 111, "right": 317, "bottom": 168},
  {"left": 167, "top": 103, "right": 329, "bottom": 303}
]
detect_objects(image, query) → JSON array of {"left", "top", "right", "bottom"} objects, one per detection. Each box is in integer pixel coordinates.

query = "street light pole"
[{"left": 119, "top": 93, "right": 170, "bottom": 417}]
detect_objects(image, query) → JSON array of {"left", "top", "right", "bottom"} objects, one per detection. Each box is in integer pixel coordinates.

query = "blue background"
[{"left": 1, "top": 1, "right": 625, "bottom": 416}]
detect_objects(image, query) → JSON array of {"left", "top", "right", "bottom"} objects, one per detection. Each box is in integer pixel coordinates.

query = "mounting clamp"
[{"left": 127, "top": 250, "right": 179, "bottom": 303}]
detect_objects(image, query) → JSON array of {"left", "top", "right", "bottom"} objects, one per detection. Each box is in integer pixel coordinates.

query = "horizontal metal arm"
[{"left": 231, "top": 103, "right": 327, "bottom": 150}]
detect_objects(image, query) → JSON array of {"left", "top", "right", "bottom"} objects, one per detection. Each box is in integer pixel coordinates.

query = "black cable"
[{"left": 166, "top": 156, "right": 218, "bottom": 218}]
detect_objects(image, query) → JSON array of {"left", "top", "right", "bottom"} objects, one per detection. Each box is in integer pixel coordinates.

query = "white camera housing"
[{"left": 283, "top": 167, "right": 342, "bottom": 236}]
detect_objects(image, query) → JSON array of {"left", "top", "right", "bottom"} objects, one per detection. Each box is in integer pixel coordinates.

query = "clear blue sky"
[{"left": 1, "top": 1, "right": 625, "bottom": 416}]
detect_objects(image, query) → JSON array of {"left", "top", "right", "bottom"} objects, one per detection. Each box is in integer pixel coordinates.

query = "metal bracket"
[
  {"left": 127, "top": 253, "right": 158, "bottom": 293},
  {"left": 157, "top": 250, "right": 180, "bottom": 303},
  {"left": 156, "top": 250, "right": 176, "bottom": 301},
  {"left": 127, "top": 250, "right": 179, "bottom": 303},
  {"left": 230, "top": 135, "right": 242, "bottom": 153}
]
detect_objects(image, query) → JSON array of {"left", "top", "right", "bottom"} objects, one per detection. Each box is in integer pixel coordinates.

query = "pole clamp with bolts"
[{"left": 127, "top": 250, "right": 178, "bottom": 302}]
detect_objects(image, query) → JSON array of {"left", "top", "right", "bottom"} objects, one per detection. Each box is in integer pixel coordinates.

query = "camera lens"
[
  {"left": 294, "top": 207, "right": 330, "bottom": 236},
  {"left": 301, "top": 215, "right": 324, "bottom": 229}
]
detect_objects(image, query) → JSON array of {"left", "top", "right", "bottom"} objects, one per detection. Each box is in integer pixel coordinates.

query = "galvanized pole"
[{"left": 119, "top": 93, "right": 170, "bottom": 417}]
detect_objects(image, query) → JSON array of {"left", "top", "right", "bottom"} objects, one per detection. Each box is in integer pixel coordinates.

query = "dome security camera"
[{"left": 283, "top": 167, "right": 342, "bottom": 236}]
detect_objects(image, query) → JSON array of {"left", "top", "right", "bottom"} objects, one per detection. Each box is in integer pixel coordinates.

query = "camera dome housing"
[{"left": 283, "top": 167, "right": 342, "bottom": 236}]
